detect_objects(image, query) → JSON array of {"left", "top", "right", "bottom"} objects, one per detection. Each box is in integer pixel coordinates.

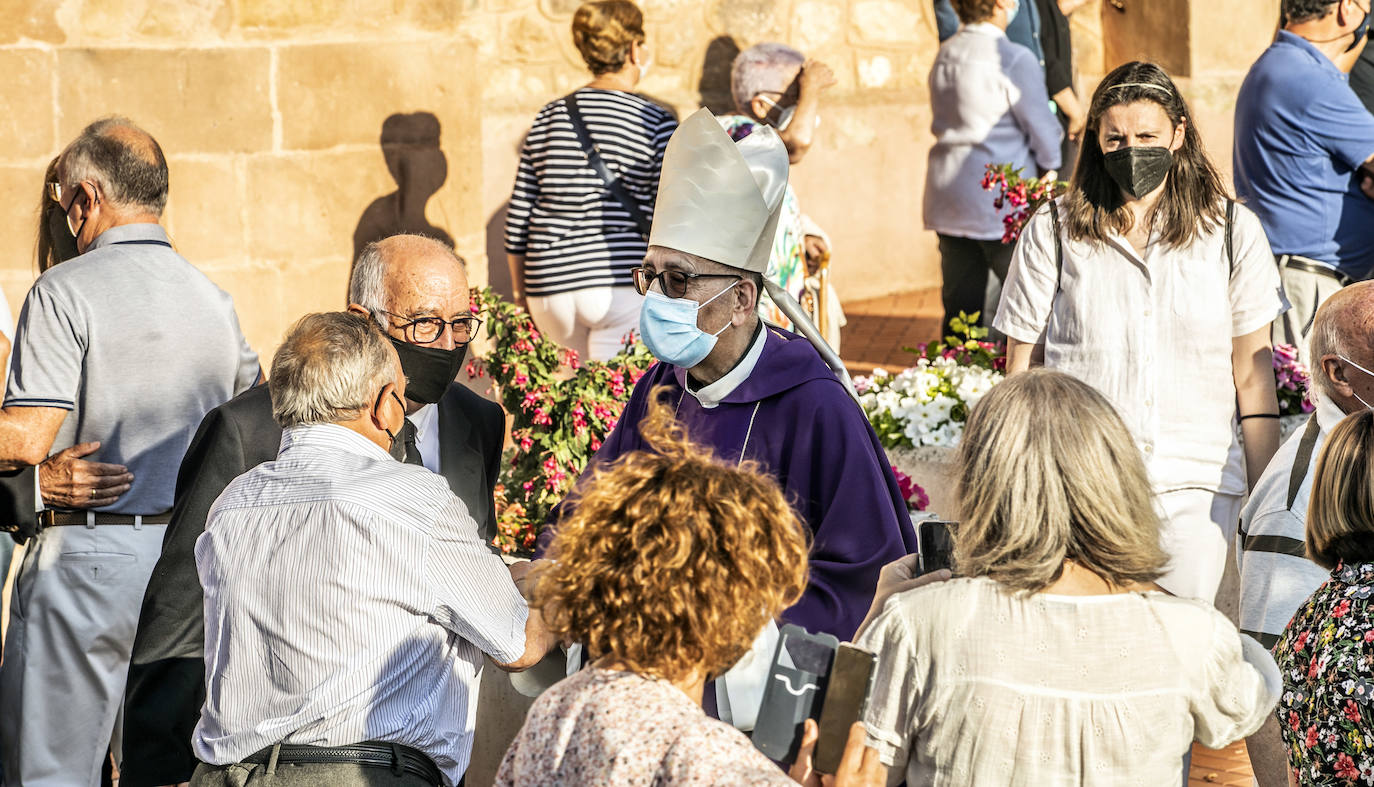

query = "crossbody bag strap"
[
  {"left": 1225, "top": 198, "right": 1236, "bottom": 278},
  {"left": 1048, "top": 199, "right": 1064, "bottom": 296},
  {"left": 565, "top": 93, "right": 653, "bottom": 239}
]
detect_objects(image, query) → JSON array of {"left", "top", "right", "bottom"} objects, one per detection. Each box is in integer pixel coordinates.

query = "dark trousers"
[
  {"left": 190, "top": 761, "right": 444, "bottom": 787},
  {"left": 937, "top": 233, "right": 1015, "bottom": 335}
]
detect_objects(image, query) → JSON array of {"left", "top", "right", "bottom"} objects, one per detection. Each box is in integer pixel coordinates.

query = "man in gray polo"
[{"left": 0, "top": 117, "right": 260, "bottom": 786}]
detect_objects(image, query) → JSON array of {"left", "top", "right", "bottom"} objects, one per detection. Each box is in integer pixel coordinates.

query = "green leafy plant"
[{"left": 466, "top": 288, "right": 654, "bottom": 555}]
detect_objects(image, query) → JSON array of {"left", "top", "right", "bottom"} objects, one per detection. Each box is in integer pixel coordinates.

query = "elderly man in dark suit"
[{"left": 119, "top": 234, "right": 506, "bottom": 787}]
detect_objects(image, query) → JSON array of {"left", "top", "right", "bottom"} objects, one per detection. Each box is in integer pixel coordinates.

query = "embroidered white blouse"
[
  {"left": 993, "top": 199, "right": 1287, "bottom": 494},
  {"left": 856, "top": 577, "right": 1280, "bottom": 787}
]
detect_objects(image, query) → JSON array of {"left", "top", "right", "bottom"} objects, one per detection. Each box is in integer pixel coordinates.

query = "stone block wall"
[{"left": 0, "top": 0, "right": 1281, "bottom": 359}]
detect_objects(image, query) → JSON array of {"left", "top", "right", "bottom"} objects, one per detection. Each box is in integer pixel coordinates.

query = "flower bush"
[
  {"left": 1273, "top": 342, "right": 1315, "bottom": 416},
  {"left": 855, "top": 313, "right": 1005, "bottom": 449},
  {"left": 982, "top": 163, "right": 1069, "bottom": 244},
  {"left": 467, "top": 288, "right": 654, "bottom": 555},
  {"left": 892, "top": 466, "right": 929, "bottom": 512}
]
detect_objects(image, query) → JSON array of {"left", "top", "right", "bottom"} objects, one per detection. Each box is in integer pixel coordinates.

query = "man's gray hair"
[
  {"left": 269, "top": 312, "right": 396, "bottom": 428},
  {"left": 60, "top": 116, "right": 169, "bottom": 215},
  {"left": 1312, "top": 295, "right": 1355, "bottom": 401},
  {"left": 731, "top": 43, "right": 805, "bottom": 116},
  {"left": 348, "top": 234, "right": 468, "bottom": 327}
]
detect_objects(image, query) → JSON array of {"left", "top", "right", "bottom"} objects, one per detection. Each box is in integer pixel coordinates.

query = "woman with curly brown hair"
[{"left": 495, "top": 391, "right": 885, "bottom": 786}]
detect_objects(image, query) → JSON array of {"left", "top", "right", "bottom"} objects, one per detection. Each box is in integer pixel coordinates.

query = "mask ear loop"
[
  {"left": 700, "top": 280, "right": 740, "bottom": 338},
  {"left": 1339, "top": 355, "right": 1374, "bottom": 410}
]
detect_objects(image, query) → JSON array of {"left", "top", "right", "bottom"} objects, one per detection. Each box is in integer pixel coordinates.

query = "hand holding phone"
[
  {"left": 814, "top": 644, "right": 877, "bottom": 773},
  {"left": 751, "top": 625, "right": 838, "bottom": 763}
]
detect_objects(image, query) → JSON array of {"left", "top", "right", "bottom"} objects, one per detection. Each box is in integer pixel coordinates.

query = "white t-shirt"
[
  {"left": 994, "top": 200, "right": 1288, "bottom": 494},
  {"left": 857, "top": 576, "right": 1280, "bottom": 787}
]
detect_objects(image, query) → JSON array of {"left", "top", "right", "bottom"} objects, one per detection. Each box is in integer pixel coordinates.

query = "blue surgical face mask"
[
  {"left": 638, "top": 281, "right": 737, "bottom": 368},
  {"left": 1339, "top": 354, "right": 1374, "bottom": 410}
]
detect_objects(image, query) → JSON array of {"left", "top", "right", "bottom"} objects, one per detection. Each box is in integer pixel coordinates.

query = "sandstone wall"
[{"left": 0, "top": 0, "right": 1283, "bottom": 358}]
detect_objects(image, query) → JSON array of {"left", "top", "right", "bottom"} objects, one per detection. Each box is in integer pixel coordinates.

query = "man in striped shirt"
[
  {"left": 1239, "top": 281, "right": 1374, "bottom": 786},
  {"left": 190, "top": 312, "right": 553, "bottom": 787}
]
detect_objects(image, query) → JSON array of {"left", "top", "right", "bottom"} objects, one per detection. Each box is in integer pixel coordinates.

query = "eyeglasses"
[
  {"left": 46, "top": 181, "right": 63, "bottom": 204},
  {"left": 380, "top": 310, "right": 483, "bottom": 344},
  {"left": 631, "top": 266, "right": 741, "bottom": 299}
]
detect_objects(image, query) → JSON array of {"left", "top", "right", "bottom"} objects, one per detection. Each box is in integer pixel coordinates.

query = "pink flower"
[
  {"left": 531, "top": 407, "right": 552, "bottom": 426},
  {"left": 518, "top": 434, "right": 534, "bottom": 452},
  {"left": 1334, "top": 599, "right": 1352, "bottom": 618},
  {"left": 514, "top": 373, "right": 529, "bottom": 387},
  {"left": 521, "top": 391, "right": 539, "bottom": 410},
  {"left": 1336, "top": 753, "right": 1359, "bottom": 779},
  {"left": 589, "top": 437, "right": 602, "bottom": 452},
  {"left": 521, "top": 480, "right": 533, "bottom": 492}
]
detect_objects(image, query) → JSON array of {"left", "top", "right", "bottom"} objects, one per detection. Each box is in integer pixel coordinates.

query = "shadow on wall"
[
  {"left": 353, "top": 112, "right": 455, "bottom": 263},
  {"left": 698, "top": 35, "right": 742, "bottom": 115}
]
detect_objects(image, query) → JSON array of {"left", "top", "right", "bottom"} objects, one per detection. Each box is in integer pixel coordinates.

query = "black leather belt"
[
  {"left": 1277, "top": 254, "right": 1354, "bottom": 286},
  {"left": 240, "top": 741, "right": 442, "bottom": 785},
  {"left": 37, "top": 511, "right": 171, "bottom": 528}
]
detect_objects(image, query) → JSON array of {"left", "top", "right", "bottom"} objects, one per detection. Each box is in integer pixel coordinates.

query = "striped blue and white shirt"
[
  {"left": 504, "top": 87, "right": 677, "bottom": 296},
  {"left": 192, "top": 423, "right": 528, "bottom": 786}
]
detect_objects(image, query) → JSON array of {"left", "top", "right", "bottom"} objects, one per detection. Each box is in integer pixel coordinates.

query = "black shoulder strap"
[
  {"left": 565, "top": 93, "right": 653, "bottom": 239},
  {"left": 1048, "top": 199, "right": 1064, "bottom": 295},
  {"left": 1225, "top": 198, "right": 1236, "bottom": 278},
  {"left": 1286, "top": 415, "right": 1322, "bottom": 511}
]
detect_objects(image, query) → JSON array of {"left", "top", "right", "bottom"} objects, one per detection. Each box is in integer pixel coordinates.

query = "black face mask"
[
  {"left": 388, "top": 335, "right": 468, "bottom": 405},
  {"left": 1349, "top": 6, "right": 1372, "bottom": 52},
  {"left": 382, "top": 390, "right": 408, "bottom": 461},
  {"left": 1103, "top": 146, "right": 1174, "bottom": 199}
]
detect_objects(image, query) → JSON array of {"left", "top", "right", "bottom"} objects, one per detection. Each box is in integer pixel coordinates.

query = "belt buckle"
[{"left": 36, "top": 510, "right": 56, "bottom": 531}]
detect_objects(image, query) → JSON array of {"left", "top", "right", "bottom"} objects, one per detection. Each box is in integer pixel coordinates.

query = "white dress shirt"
[
  {"left": 994, "top": 199, "right": 1287, "bottom": 494},
  {"left": 407, "top": 402, "right": 441, "bottom": 474},
  {"left": 924, "top": 22, "right": 1063, "bottom": 240},
  {"left": 192, "top": 423, "right": 528, "bottom": 785}
]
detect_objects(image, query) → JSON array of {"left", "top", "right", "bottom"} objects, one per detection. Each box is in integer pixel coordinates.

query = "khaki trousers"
[{"left": 1273, "top": 261, "right": 1346, "bottom": 367}]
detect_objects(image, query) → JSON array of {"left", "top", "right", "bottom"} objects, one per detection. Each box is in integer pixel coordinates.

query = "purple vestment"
[{"left": 542, "top": 326, "right": 917, "bottom": 641}]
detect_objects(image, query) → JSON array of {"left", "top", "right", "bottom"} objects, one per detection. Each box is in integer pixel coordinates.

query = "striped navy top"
[{"left": 504, "top": 88, "right": 677, "bottom": 297}]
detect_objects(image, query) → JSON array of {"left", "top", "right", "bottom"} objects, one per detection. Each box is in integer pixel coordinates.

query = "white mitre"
[{"left": 647, "top": 108, "right": 789, "bottom": 274}]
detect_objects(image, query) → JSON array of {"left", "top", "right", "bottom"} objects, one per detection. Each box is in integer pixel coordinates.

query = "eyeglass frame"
[
  {"left": 378, "top": 309, "right": 484, "bottom": 344},
  {"left": 631, "top": 266, "right": 742, "bottom": 299},
  {"left": 47, "top": 180, "right": 99, "bottom": 212}
]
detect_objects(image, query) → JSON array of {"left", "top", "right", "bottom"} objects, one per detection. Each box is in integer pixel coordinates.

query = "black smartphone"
[
  {"left": 813, "top": 644, "right": 877, "bottom": 773},
  {"left": 751, "top": 624, "right": 839, "bottom": 763},
  {"left": 917, "top": 519, "right": 955, "bottom": 575}
]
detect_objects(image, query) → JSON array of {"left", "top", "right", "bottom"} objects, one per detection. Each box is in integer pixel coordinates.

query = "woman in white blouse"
[
  {"left": 855, "top": 369, "right": 1280, "bottom": 786},
  {"left": 994, "top": 61, "right": 1286, "bottom": 602}
]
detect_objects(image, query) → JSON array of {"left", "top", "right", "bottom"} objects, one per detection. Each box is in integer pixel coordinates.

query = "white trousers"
[
  {"left": 0, "top": 523, "right": 165, "bottom": 787},
  {"left": 527, "top": 286, "right": 642, "bottom": 362},
  {"left": 1155, "top": 489, "right": 1244, "bottom": 603}
]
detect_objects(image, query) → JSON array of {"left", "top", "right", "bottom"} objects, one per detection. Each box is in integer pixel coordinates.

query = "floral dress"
[
  {"left": 717, "top": 114, "right": 806, "bottom": 330},
  {"left": 1274, "top": 561, "right": 1374, "bottom": 785}
]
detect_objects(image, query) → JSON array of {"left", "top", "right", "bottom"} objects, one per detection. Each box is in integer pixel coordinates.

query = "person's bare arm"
[
  {"left": 1004, "top": 337, "right": 1044, "bottom": 375},
  {"left": 1052, "top": 87, "right": 1086, "bottom": 142},
  {"left": 1233, "top": 327, "right": 1280, "bottom": 491},
  {"left": 1359, "top": 152, "right": 1374, "bottom": 200},
  {"left": 506, "top": 253, "right": 530, "bottom": 314},
  {"left": 0, "top": 406, "right": 67, "bottom": 471},
  {"left": 491, "top": 560, "right": 559, "bottom": 672},
  {"left": 779, "top": 59, "right": 836, "bottom": 164}
]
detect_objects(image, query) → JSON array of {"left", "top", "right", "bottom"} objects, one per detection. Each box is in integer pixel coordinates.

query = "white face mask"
[
  {"left": 758, "top": 95, "right": 821, "bottom": 132},
  {"left": 1340, "top": 354, "right": 1374, "bottom": 410}
]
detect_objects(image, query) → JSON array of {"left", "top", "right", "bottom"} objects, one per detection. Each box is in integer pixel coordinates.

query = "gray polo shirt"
[{"left": 6, "top": 222, "right": 259, "bottom": 515}]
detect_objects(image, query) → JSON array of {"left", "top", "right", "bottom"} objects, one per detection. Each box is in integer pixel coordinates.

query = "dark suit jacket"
[{"left": 120, "top": 382, "right": 505, "bottom": 787}]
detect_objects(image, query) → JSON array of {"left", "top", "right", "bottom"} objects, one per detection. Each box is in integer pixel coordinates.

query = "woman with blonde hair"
[
  {"left": 855, "top": 370, "right": 1280, "bottom": 785},
  {"left": 504, "top": 0, "right": 676, "bottom": 362},
  {"left": 1274, "top": 410, "right": 1374, "bottom": 784},
  {"left": 496, "top": 392, "right": 885, "bottom": 786}
]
